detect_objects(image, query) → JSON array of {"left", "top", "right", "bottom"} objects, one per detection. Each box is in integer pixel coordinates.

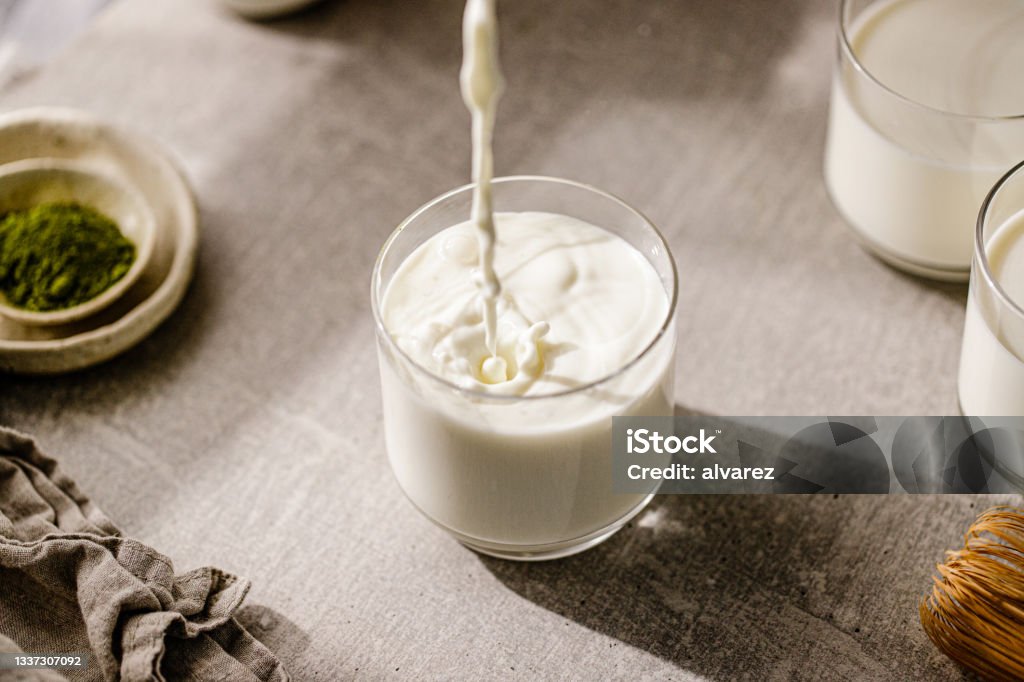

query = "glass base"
[
  {"left": 825, "top": 185, "right": 970, "bottom": 283},
  {"left": 856, "top": 236, "right": 970, "bottom": 283},
  {"left": 453, "top": 492, "right": 658, "bottom": 562}
]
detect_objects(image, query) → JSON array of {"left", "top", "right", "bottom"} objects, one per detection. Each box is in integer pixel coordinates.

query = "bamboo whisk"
[{"left": 920, "top": 507, "right": 1024, "bottom": 682}]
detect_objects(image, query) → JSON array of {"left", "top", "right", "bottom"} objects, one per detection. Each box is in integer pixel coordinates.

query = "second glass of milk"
[
  {"left": 824, "top": 0, "right": 1024, "bottom": 282},
  {"left": 372, "top": 176, "right": 677, "bottom": 561},
  {"left": 959, "top": 160, "right": 1024, "bottom": 416}
]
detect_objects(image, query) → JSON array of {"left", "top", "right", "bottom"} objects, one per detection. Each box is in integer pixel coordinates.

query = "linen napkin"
[{"left": 0, "top": 427, "right": 289, "bottom": 682}]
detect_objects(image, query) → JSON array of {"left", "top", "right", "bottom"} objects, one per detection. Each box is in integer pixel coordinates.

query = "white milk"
[
  {"left": 959, "top": 210, "right": 1024, "bottom": 416},
  {"left": 379, "top": 212, "right": 674, "bottom": 548},
  {"left": 824, "top": 0, "right": 1024, "bottom": 277}
]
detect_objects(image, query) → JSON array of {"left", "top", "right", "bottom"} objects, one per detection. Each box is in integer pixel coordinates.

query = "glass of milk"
[
  {"left": 372, "top": 176, "right": 677, "bottom": 561},
  {"left": 959, "top": 160, "right": 1024, "bottom": 416},
  {"left": 824, "top": 0, "right": 1024, "bottom": 282}
]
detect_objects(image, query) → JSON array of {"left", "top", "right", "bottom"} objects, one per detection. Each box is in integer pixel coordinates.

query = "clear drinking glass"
[
  {"left": 823, "top": 0, "right": 1024, "bottom": 282},
  {"left": 372, "top": 176, "right": 678, "bottom": 561},
  {"left": 959, "top": 160, "right": 1024, "bottom": 416}
]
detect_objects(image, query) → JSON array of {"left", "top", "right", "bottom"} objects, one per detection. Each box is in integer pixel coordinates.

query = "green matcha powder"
[{"left": 0, "top": 202, "right": 136, "bottom": 312}]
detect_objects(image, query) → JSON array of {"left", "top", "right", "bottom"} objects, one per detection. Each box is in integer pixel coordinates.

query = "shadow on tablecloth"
[{"left": 479, "top": 413, "right": 980, "bottom": 680}]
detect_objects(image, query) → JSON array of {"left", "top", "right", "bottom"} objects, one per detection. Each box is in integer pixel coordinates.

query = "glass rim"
[
  {"left": 976, "top": 159, "right": 1024, "bottom": 320},
  {"left": 370, "top": 174, "right": 679, "bottom": 402},
  {"left": 837, "top": 0, "right": 1024, "bottom": 123}
]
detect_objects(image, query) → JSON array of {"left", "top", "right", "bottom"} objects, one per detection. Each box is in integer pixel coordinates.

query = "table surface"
[{"left": 0, "top": 0, "right": 1013, "bottom": 679}]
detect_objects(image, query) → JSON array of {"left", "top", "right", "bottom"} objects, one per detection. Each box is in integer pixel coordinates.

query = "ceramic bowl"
[{"left": 0, "top": 158, "right": 156, "bottom": 326}]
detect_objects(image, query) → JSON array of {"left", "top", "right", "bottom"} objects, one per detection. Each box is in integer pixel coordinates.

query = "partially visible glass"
[
  {"left": 959, "top": 160, "right": 1024, "bottom": 416},
  {"left": 372, "top": 176, "right": 678, "bottom": 561},
  {"left": 823, "top": 0, "right": 1024, "bottom": 282}
]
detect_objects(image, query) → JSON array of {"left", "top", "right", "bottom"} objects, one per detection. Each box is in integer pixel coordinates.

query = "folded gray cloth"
[{"left": 0, "top": 427, "right": 289, "bottom": 682}]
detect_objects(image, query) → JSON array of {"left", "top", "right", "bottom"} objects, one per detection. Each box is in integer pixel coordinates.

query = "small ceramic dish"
[
  {"left": 0, "top": 107, "right": 199, "bottom": 375},
  {"left": 0, "top": 158, "right": 156, "bottom": 326}
]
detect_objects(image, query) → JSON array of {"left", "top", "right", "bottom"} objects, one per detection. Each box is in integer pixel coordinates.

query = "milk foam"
[{"left": 382, "top": 211, "right": 669, "bottom": 397}]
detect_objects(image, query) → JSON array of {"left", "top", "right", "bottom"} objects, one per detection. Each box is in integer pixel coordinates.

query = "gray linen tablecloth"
[
  {"left": 0, "top": 427, "right": 289, "bottom": 681},
  {"left": 0, "top": 0, "right": 1017, "bottom": 679}
]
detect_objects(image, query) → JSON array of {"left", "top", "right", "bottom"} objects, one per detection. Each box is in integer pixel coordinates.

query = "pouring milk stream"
[{"left": 460, "top": 0, "right": 538, "bottom": 385}]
